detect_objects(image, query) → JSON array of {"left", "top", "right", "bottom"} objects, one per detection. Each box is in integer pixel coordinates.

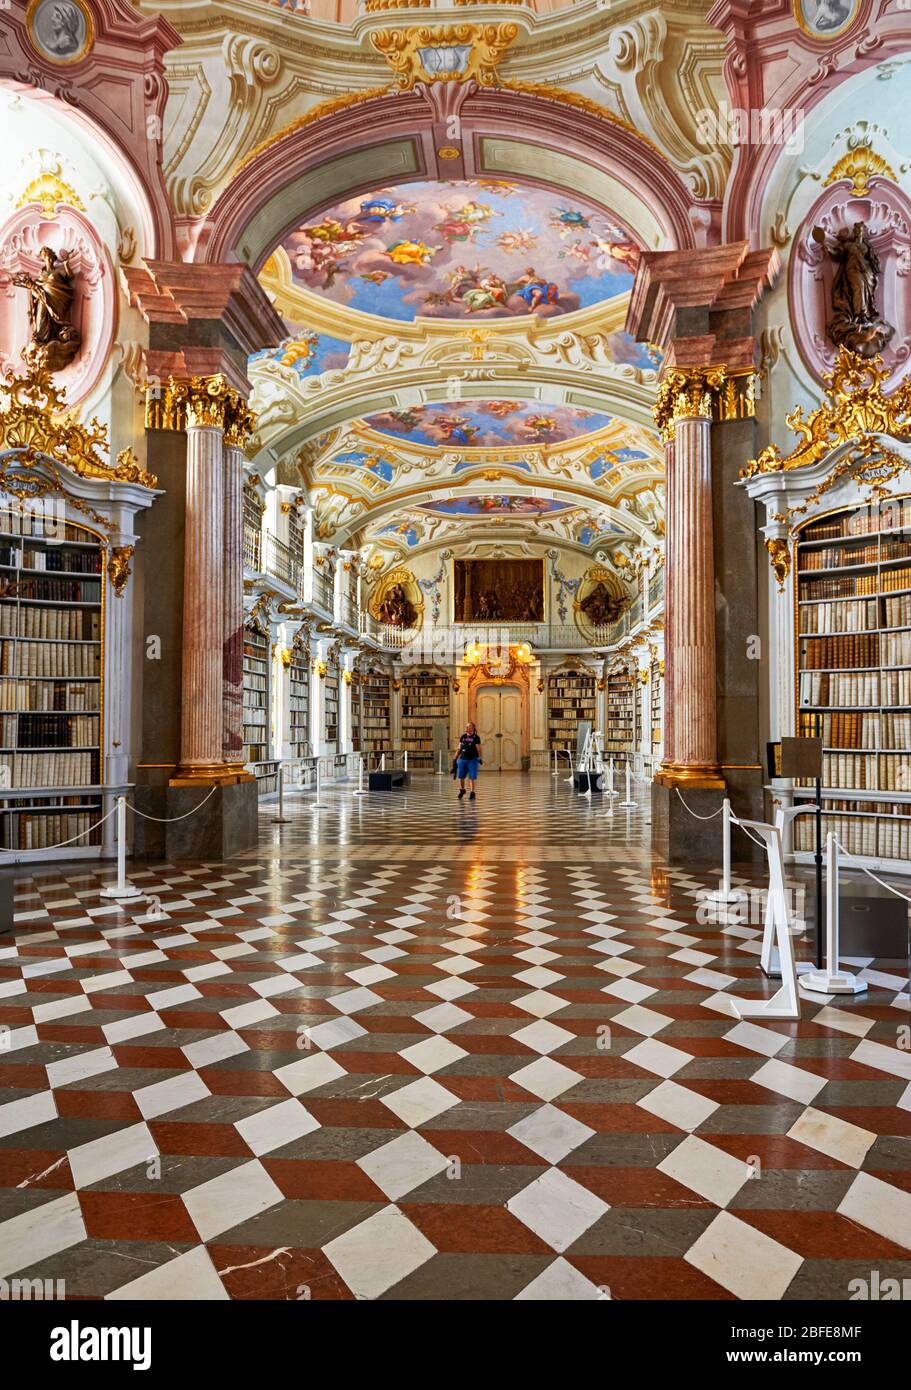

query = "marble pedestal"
[
  {"left": 650, "top": 781, "right": 762, "bottom": 865},
  {"left": 163, "top": 781, "right": 259, "bottom": 860}
]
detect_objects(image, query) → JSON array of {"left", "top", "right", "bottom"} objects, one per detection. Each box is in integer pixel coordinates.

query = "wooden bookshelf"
[
  {"left": 606, "top": 668, "right": 634, "bottom": 755},
  {"left": 349, "top": 669, "right": 361, "bottom": 753},
  {"left": 794, "top": 496, "right": 911, "bottom": 866},
  {"left": 242, "top": 623, "right": 270, "bottom": 764},
  {"left": 324, "top": 663, "right": 339, "bottom": 752},
  {"left": 0, "top": 510, "right": 103, "bottom": 850},
  {"left": 361, "top": 670, "right": 391, "bottom": 757},
  {"left": 547, "top": 669, "right": 596, "bottom": 754},
  {"left": 401, "top": 669, "right": 449, "bottom": 768},
  {"left": 289, "top": 649, "right": 310, "bottom": 758},
  {"left": 650, "top": 660, "right": 663, "bottom": 756}
]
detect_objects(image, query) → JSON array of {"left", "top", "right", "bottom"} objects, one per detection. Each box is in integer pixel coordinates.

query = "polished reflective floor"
[{"left": 1, "top": 774, "right": 909, "bottom": 1299}]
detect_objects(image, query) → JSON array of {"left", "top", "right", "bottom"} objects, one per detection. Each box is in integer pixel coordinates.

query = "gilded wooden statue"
[{"left": 811, "top": 221, "right": 894, "bottom": 358}]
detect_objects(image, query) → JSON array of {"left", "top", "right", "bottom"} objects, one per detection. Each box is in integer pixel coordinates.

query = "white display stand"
[
  {"left": 799, "top": 833, "right": 868, "bottom": 996},
  {"left": 760, "top": 802, "right": 816, "bottom": 980},
  {"left": 730, "top": 816, "right": 800, "bottom": 1020}
]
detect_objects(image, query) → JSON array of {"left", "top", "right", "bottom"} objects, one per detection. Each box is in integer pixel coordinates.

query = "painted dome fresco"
[
  {"left": 363, "top": 400, "right": 613, "bottom": 447},
  {"left": 278, "top": 179, "right": 643, "bottom": 324}
]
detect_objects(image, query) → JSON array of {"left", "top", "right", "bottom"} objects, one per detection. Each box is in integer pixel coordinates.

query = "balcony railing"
[
  {"left": 242, "top": 523, "right": 261, "bottom": 573},
  {"left": 340, "top": 594, "right": 359, "bottom": 630},
  {"left": 309, "top": 566, "right": 334, "bottom": 613},
  {"left": 264, "top": 532, "right": 298, "bottom": 590}
]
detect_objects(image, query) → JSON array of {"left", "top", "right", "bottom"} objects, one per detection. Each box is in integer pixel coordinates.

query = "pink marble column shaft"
[
  {"left": 223, "top": 443, "right": 245, "bottom": 764},
  {"left": 660, "top": 414, "right": 721, "bottom": 785},
  {"left": 176, "top": 424, "right": 225, "bottom": 777}
]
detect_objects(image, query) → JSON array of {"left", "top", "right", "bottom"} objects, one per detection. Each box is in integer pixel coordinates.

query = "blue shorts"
[{"left": 456, "top": 758, "right": 479, "bottom": 779}]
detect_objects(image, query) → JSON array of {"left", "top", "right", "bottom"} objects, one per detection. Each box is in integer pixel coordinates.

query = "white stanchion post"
[
  {"left": 354, "top": 754, "right": 368, "bottom": 796},
  {"left": 799, "top": 833, "right": 867, "bottom": 996},
  {"left": 403, "top": 750, "right": 408, "bottom": 774},
  {"left": 607, "top": 756, "right": 618, "bottom": 798},
  {"left": 310, "top": 759, "right": 328, "bottom": 811},
  {"left": 705, "top": 799, "right": 747, "bottom": 908},
  {"left": 619, "top": 763, "right": 636, "bottom": 809},
  {"left": 100, "top": 796, "right": 141, "bottom": 899},
  {"left": 552, "top": 748, "right": 558, "bottom": 777},
  {"left": 437, "top": 750, "right": 444, "bottom": 776},
  {"left": 273, "top": 764, "right": 292, "bottom": 824},
  {"left": 563, "top": 746, "right": 573, "bottom": 783},
  {"left": 380, "top": 752, "right": 386, "bottom": 772}
]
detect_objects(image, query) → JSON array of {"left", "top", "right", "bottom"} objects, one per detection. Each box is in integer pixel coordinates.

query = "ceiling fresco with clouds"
[
  {"left": 363, "top": 400, "right": 612, "bottom": 448},
  {"left": 279, "top": 179, "right": 652, "bottom": 347}
]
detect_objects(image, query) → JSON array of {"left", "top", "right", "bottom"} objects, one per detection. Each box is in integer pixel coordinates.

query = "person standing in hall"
[{"left": 456, "top": 721, "right": 482, "bottom": 801}]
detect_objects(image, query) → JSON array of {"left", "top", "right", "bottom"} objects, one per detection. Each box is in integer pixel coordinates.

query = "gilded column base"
[
  {"left": 655, "top": 761, "right": 726, "bottom": 792},
  {"left": 169, "top": 761, "right": 256, "bottom": 787}
]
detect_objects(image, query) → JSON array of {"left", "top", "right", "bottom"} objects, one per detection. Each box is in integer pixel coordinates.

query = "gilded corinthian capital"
[{"left": 653, "top": 367, "right": 727, "bottom": 441}]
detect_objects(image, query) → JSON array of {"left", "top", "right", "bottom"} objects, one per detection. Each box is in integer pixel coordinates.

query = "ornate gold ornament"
[
  {"left": 144, "top": 374, "right": 255, "bottom": 445},
  {"left": 235, "top": 88, "right": 391, "bottom": 176},
  {"left": 314, "top": 658, "right": 328, "bottom": 679},
  {"left": 823, "top": 142, "right": 897, "bottom": 197},
  {"left": 437, "top": 146, "right": 461, "bottom": 160},
  {"left": 1, "top": 366, "right": 157, "bottom": 488},
  {"left": 342, "top": 669, "right": 353, "bottom": 685},
  {"left": 371, "top": 24, "right": 519, "bottom": 89},
  {"left": 765, "top": 536, "right": 791, "bottom": 591},
  {"left": 741, "top": 349, "right": 911, "bottom": 479},
  {"left": 653, "top": 366, "right": 733, "bottom": 442},
  {"left": 15, "top": 171, "right": 85, "bottom": 218},
  {"left": 107, "top": 545, "right": 134, "bottom": 597}
]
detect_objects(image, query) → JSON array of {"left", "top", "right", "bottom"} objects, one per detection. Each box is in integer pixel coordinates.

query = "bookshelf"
[
  {"left": 361, "top": 669, "right": 391, "bottom": 758},
  {"left": 650, "top": 659, "right": 663, "bottom": 757},
  {"left": 242, "top": 624, "right": 270, "bottom": 764},
  {"left": 547, "top": 669, "right": 596, "bottom": 754},
  {"left": 0, "top": 510, "right": 103, "bottom": 851},
  {"left": 606, "top": 668, "right": 634, "bottom": 755},
  {"left": 349, "top": 669, "right": 361, "bottom": 753},
  {"left": 289, "top": 648, "right": 310, "bottom": 758},
  {"left": 793, "top": 496, "right": 911, "bottom": 868},
  {"left": 401, "top": 668, "right": 450, "bottom": 768},
  {"left": 324, "top": 663, "right": 339, "bottom": 752}
]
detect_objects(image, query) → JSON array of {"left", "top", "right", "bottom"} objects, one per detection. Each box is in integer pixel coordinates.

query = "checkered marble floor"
[{"left": 1, "top": 774, "right": 909, "bottom": 1301}]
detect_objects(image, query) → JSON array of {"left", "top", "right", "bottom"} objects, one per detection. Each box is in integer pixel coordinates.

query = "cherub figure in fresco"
[
  {"left": 591, "top": 234, "right": 640, "bottom": 276},
  {"left": 385, "top": 240, "right": 436, "bottom": 266},
  {"left": 512, "top": 268, "right": 560, "bottom": 312},
  {"left": 461, "top": 273, "right": 508, "bottom": 313},
  {"left": 435, "top": 414, "right": 480, "bottom": 445},
  {"left": 550, "top": 207, "right": 592, "bottom": 238},
  {"left": 523, "top": 415, "right": 558, "bottom": 439},
  {"left": 435, "top": 212, "right": 480, "bottom": 245},
  {"left": 477, "top": 180, "right": 518, "bottom": 197},
  {"left": 359, "top": 270, "right": 390, "bottom": 286},
  {"left": 301, "top": 217, "right": 362, "bottom": 248},
  {"left": 355, "top": 196, "right": 414, "bottom": 225},
  {"left": 496, "top": 229, "right": 538, "bottom": 255},
  {"left": 559, "top": 239, "right": 592, "bottom": 265},
  {"left": 482, "top": 400, "right": 520, "bottom": 418}
]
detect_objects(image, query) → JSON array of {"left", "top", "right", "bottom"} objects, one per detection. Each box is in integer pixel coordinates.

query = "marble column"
[
  {"left": 222, "top": 408, "right": 250, "bottom": 769},
  {"left": 657, "top": 380, "right": 723, "bottom": 789},
  {"left": 169, "top": 378, "right": 239, "bottom": 786}
]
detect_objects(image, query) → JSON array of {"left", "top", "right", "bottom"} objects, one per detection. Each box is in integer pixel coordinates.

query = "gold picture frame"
[
  {"left": 26, "top": 0, "right": 95, "bottom": 65},
  {"left": 793, "top": 0, "right": 859, "bottom": 41}
]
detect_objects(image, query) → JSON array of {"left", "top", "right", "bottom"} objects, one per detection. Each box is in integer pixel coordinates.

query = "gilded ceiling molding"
[
  {"left": 741, "top": 349, "right": 911, "bottom": 479},
  {"left": 499, "top": 79, "right": 666, "bottom": 163},
  {"left": 15, "top": 170, "right": 85, "bottom": 218},
  {"left": 0, "top": 367, "right": 157, "bottom": 489},
  {"left": 371, "top": 24, "right": 519, "bottom": 90},
  {"left": 823, "top": 142, "right": 898, "bottom": 197}
]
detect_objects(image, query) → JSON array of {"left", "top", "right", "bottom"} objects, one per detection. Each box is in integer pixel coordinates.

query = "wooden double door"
[{"left": 474, "top": 685, "right": 524, "bottom": 770}]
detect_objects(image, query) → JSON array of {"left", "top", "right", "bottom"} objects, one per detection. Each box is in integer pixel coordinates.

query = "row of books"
[
  {"left": 884, "top": 594, "right": 911, "bottom": 627},
  {"left": 798, "top": 711, "right": 911, "bottom": 749},
  {"left": 0, "top": 511, "right": 101, "bottom": 543},
  {"left": 794, "top": 814, "right": 911, "bottom": 859},
  {"left": 0, "top": 577, "right": 101, "bottom": 603},
  {"left": 882, "top": 565, "right": 911, "bottom": 593},
  {"left": 882, "top": 539, "right": 911, "bottom": 562},
  {"left": 2, "top": 713, "right": 98, "bottom": 748},
  {"left": 798, "top": 599, "right": 878, "bottom": 634},
  {"left": 1, "top": 641, "right": 100, "bottom": 678},
  {"left": 799, "top": 672, "right": 881, "bottom": 707},
  {"left": 799, "top": 542, "right": 879, "bottom": 570},
  {"left": 879, "top": 754, "right": 911, "bottom": 791},
  {"left": 0, "top": 678, "right": 99, "bottom": 712},
  {"left": 801, "top": 634, "right": 880, "bottom": 669},
  {"left": 1, "top": 810, "right": 100, "bottom": 849},
  {"left": 0, "top": 547, "right": 102, "bottom": 574},
  {"left": 882, "top": 631, "right": 911, "bottom": 667},
  {"left": 0, "top": 607, "right": 100, "bottom": 640},
  {"left": 0, "top": 750, "right": 97, "bottom": 787},
  {"left": 882, "top": 670, "right": 911, "bottom": 704},
  {"left": 799, "top": 573, "right": 878, "bottom": 600},
  {"left": 801, "top": 501, "right": 911, "bottom": 541}
]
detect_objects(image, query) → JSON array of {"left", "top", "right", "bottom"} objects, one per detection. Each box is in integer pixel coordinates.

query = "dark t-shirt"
[{"left": 458, "top": 733, "right": 481, "bottom": 762}]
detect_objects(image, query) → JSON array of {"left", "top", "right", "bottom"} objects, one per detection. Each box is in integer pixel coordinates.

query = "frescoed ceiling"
[
  {"left": 416, "top": 496, "right": 571, "bottom": 517},
  {"left": 279, "top": 179, "right": 643, "bottom": 325},
  {"left": 363, "top": 400, "right": 613, "bottom": 448}
]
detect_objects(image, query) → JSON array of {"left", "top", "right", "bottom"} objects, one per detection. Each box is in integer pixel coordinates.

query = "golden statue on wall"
[{"left": 13, "top": 246, "right": 81, "bottom": 371}]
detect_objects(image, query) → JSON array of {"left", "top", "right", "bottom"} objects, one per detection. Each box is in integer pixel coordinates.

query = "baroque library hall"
[{"left": 1, "top": 0, "right": 911, "bottom": 1345}]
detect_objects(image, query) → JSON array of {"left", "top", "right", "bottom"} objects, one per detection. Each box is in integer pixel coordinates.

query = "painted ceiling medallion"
[
  {"left": 416, "top": 496, "right": 569, "bottom": 517},
  {"left": 278, "top": 178, "right": 645, "bottom": 330},
  {"left": 793, "top": 0, "right": 859, "bottom": 42},
  {"left": 26, "top": 0, "right": 94, "bottom": 65}
]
